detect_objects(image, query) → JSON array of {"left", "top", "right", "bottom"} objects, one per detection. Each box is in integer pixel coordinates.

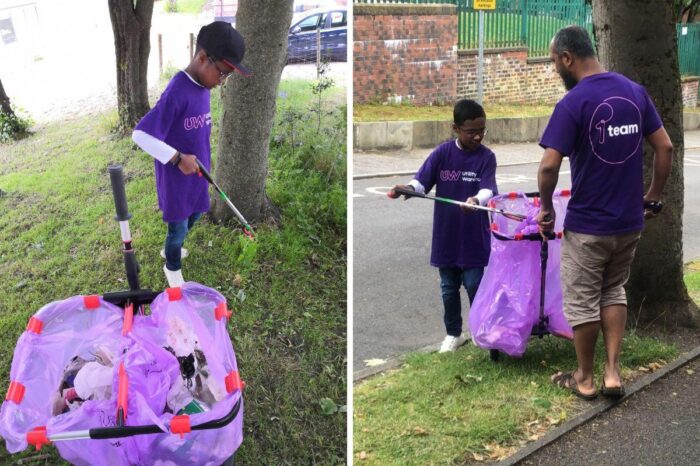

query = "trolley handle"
[
  {"left": 108, "top": 165, "right": 132, "bottom": 222},
  {"left": 35, "top": 397, "right": 241, "bottom": 443}
]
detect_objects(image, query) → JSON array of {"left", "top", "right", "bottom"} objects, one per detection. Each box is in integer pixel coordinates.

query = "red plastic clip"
[
  {"left": 560, "top": 189, "right": 571, "bottom": 197},
  {"left": 6, "top": 381, "right": 25, "bottom": 404},
  {"left": 556, "top": 232, "right": 563, "bottom": 239},
  {"left": 490, "top": 223, "right": 499, "bottom": 232},
  {"left": 83, "top": 295, "right": 100, "bottom": 309},
  {"left": 166, "top": 287, "right": 182, "bottom": 301},
  {"left": 508, "top": 192, "right": 518, "bottom": 199},
  {"left": 225, "top": 370, "right": 245, "bottom": 393},
  {"left": 488, "top": 200, "right": 496, "bottom": 208},
  {"left": 27, "top": 426, "right": 50, "bottom": 451},
  {"left": 514, "top": 233, "right": 523, "bottom": 241},
  {"left": 533, "top": 196, "right": 540, "bottom": 207},
  {"left": 215, "top": 302, "right": 232, "bottom": 321},
  {"left": 122, "top": 303, "right": 134, "bottom": 336},
  {"left": 170, "top": 415, "right": 191, "bottom": 438},
  {"left": 26, "top": 317, "right": 43, "bottom": 335}
]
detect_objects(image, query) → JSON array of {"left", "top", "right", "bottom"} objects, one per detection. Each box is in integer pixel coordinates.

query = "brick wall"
[
  {"left": 457, "top": 48, "right": 565, "bottom": 104},
  {"left": 353, "top": 4, "right": 458, "bottom": 105},
  {"left": 681, "top": 77, "right": 699, "bottom": 107}
]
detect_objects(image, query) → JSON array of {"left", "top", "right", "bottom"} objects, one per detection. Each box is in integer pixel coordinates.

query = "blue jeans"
[
  {"left": 164, "top": 213, "right": 201, "bottom": 271},
  {"left": 439, "top": 266, "right": 484, "bottom": 337}
]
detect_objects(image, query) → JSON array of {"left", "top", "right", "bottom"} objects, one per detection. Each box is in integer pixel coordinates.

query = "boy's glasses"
[
  {"left": 456, "top": 126, "right": 488, "bottom": 138},
  {"left": 208, "top": 56, "right": 233, "bottom": 80}
]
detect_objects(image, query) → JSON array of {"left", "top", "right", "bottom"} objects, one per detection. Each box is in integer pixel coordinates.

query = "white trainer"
[
  {"left": 438, "top": 333, "right": 469, "bottom": 353},
  {"left": 163, "top": 265, "right": 185, "bottom": 288},
  {"left": 161, "top": 248, "right": 189, "bottom": 260}
]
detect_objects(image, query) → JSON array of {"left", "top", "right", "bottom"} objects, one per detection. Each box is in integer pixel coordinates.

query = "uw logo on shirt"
[
  {"left": 184, "top": 112, "right": 212, "bottom": 131},
  {"left": 440, "top": 170, "right": 480, "bottom": 182},
  {"left": 588, "top": 96, "right": 643, "bottom": 165}
]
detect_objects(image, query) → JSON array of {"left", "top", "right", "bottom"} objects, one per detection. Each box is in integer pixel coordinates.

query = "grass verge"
[
  {"left": 354, "top": 333, "right": 677, "bottom": 465},
  {"left": 0, "top": 79, "right": 346, "bottom": 464}
]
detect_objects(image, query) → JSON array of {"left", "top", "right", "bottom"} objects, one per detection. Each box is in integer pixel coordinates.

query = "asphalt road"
[{"left": 352, "top": 150, "right": 700, "bottom": 373}]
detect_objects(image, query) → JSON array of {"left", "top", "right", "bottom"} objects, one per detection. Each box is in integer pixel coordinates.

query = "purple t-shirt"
[
  {"left": 540, "top": 72, "right": 663, "bottom": 235},
  {"left": 135, "top": 71, "right": 212, "bottom": 223},
  {"left": 415, "top": 140, "right": 498, "bottom": 268}
]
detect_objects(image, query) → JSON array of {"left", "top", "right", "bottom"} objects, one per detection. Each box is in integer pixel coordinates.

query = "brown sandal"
[{"left": 551, "top": 371, "right": 598, "bottom": 401}]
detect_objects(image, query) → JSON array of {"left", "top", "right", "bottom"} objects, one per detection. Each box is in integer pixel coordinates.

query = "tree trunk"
[
  {"left": 592, "top": 0, "right": 699, "bottom": 328},
  {"left": 108, "top": 0, "right": 154, "bottom": 134},
  {"left": 0, "top": 79, "right": 15, "bottom": 117},
  {"left": 211, "top": 0, "right": 293, "bottom": 225}
]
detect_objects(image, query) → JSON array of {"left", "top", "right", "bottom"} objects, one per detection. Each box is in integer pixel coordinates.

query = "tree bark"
[
  {"left": 211, "top": 0, "right": 293, "bottom": 225},
  {"left": 0, "top": 79, "right": 15, "bottom": 117},
  {"left": 108, "top": 0, "right": 154, "bottom": 134},
  {"left": 592, "top": 0, "right": 699, "bottom": 328}
]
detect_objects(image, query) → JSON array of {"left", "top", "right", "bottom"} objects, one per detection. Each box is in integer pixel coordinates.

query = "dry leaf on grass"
[
  {"left": 413, "top": 426, "right": 429, "bottom": 436},
  {"left": 472, "top": 452, "right": 486, "bottom": 461},
  {"left": 484, "top": 443, "right": 517, "bottom": 461},
  {"left": 358, "top": 451, "right": 368, "bottom": 460}
]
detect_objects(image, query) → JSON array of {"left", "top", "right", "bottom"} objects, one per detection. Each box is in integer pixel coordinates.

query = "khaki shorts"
[{"left": 560, "top": 230, "right": 641, "bottom": 328}]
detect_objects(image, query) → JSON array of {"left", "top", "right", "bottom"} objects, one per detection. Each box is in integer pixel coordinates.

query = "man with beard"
[{"left": 536, "top": 26, "right": 673, "bottom": 400}]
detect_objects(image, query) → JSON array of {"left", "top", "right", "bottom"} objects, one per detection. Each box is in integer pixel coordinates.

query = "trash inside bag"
[
  {"left": 468, "top": 191, "right": 574, "bottom": 357},
  {"left": 0, "top": 283, "right": 243, "bottom": 466}
]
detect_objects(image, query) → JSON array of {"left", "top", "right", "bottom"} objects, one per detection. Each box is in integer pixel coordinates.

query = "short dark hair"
[
  {"left": 552, "top": 25, "right": 596, "bottom": 58},
  {"left": 453, "top": 99, "right": 485, "bottom": 126}
]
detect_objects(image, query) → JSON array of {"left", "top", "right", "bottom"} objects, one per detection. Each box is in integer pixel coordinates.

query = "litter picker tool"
[
  {"left": 391, "top": 186, "right": 527, "bottom": 221},
  {"left": 196, "top": 159, "right": 255, "bottom": 239}
]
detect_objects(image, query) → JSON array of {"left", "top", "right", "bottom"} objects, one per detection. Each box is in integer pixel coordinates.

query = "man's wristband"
[{"left": 172, "top": 151, "right": 182, "bottom": 166}]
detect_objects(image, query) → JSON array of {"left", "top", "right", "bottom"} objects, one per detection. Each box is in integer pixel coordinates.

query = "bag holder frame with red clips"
[
  {"left": 486, "top": 191, "right": 562, "bottom": 362},
  {"left": 22, "top": 165, "right": 241, "bottom": 453}
]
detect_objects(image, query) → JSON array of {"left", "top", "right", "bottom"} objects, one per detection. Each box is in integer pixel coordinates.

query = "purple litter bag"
[
  {"left": 0, "top": 283, "right": 243, "bottom": 465},
  {"left": 128, "top": 282, "right": 244, "bottom": 465},
  {"left": 468, "top": 191, "right": 573, "bottom": 357},
  {"left": 0, "top": 295, "right": 125, "bottom": 452}
]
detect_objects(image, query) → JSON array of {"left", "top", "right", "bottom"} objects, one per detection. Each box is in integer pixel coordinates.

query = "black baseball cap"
[{"left": 197, "top": 21, "right": 251, "bottom": 77}]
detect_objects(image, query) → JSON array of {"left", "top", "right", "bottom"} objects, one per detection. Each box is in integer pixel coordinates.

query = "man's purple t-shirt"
[
  {"left": 540, "top": 72, "right": 663, "bottom": 235},
  {"left": 135, "top": 71, "right": 212, "bottom": 223},
  {"left": 415, "top": 141, "right": 498, "bottom": 268}
]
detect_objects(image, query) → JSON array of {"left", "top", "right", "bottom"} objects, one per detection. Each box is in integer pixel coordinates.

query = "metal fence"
[
  {"left": 356, "top": 1, "right": 700, "bottom": 70},
  {"left": 354, "top": 0, "right": 591, "bottom": 56},
  {"left": 678, "top": 22, "right": 700, "bottom": 77}
]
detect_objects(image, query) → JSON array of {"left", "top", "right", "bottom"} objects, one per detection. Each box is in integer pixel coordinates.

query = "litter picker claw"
[{"left": 195, "top": 159, "right": 255, "bottom": 239}]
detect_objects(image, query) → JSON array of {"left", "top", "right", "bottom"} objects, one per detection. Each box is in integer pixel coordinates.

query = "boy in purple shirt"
[
  {"left": 132, "top": 22, "right": 250, "bottom": 287},
  {"left": 389, "top": 99, "right": 498, "bottom": 352},
  {"left": 537, "top": 26, "right": 672, "bottom": 399}
]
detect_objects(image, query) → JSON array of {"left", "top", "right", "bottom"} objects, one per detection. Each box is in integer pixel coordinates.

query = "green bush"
[{"left": 0, "top": 110, "right": 31, "bottom": 143}]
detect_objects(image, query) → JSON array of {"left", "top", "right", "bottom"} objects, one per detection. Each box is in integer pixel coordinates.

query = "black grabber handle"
[
  {"left": 392, "top": 186, "right": 423, "bottom": 199},
  {"left": 109, "top": 165, "right": 132, "bottom": 221}
]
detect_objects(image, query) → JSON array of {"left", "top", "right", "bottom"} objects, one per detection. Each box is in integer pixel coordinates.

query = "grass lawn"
[
  {"left": 354, "top": 260, "right": 700, "bottom": 465},
  {"left": 353, "top": 103, "right": 555, "bottom": 123},
  {"left": 0, "top": 80, "right": 346, "bottom": 464}
]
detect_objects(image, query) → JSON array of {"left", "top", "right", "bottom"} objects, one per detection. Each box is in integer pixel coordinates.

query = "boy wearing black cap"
[{"left": 132, "top": 22, "right": 250, "bottom": 287}]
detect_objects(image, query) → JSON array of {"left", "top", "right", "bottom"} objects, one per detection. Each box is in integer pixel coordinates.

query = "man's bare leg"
[{"left": 600, "top": 303, "right": 627, "bottom": 389}]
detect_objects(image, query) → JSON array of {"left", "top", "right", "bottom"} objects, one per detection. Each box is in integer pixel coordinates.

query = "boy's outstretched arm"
[{"left": 132, "top": 130, "right": 199, "bottom": 175}]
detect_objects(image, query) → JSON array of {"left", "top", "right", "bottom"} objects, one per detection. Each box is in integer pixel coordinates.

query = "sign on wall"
[{"left": 474, "top": 0, "right": 496, "bottom": 10}]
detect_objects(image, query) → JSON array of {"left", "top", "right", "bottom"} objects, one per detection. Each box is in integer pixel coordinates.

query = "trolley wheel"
[{"left": 489, "top": 349, "right": 500, "bottom": 362}]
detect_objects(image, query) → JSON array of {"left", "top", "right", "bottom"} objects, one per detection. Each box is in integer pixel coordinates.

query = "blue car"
[{"left": 287, "top": 7, "right": 347, "bottom": 63}]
